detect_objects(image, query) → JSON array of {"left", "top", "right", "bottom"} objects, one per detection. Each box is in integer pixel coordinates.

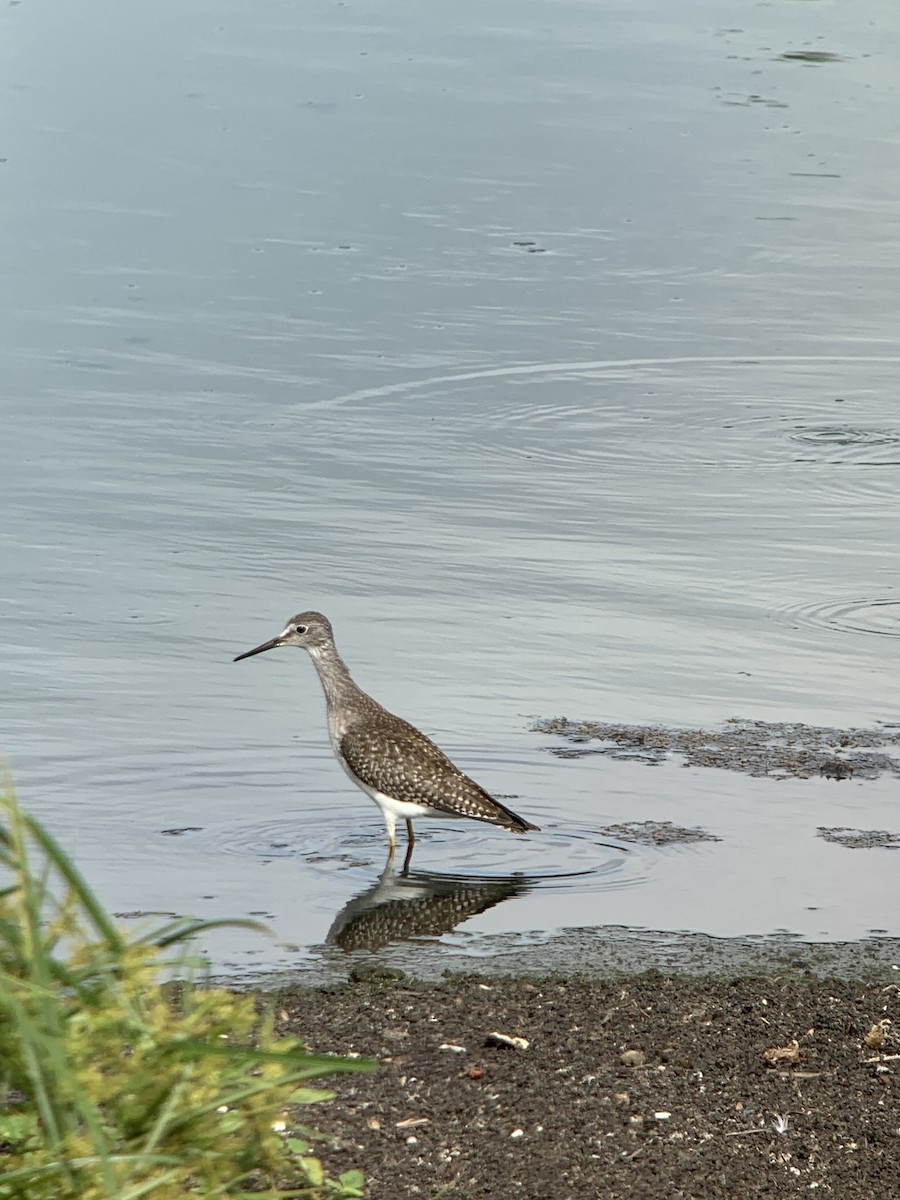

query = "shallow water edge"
[{"left": 217, "top": 925, "right": 900, "bottom": 990}]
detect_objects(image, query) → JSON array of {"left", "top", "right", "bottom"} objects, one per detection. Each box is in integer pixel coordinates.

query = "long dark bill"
[{"left": 233, "top": 636, "right": 285, "bottom": 662}]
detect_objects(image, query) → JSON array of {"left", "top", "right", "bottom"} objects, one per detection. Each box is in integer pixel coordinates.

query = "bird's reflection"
[{"left": 325, "top": 860, "right": 535, "bottom": 953}]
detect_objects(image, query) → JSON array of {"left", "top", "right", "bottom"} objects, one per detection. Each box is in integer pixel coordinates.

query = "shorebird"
[{"left": 234, "top": 611, "right": 539, "bottom": 861}]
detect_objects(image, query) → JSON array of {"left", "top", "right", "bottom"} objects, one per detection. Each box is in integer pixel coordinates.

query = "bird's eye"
[{"left": 295, "top": 625, "right": 308, "bottom": 635}]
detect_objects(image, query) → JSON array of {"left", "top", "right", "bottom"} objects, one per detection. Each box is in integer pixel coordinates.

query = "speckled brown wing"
[{"left": 339, "top": 718, "right": 539, "bottom": 831}]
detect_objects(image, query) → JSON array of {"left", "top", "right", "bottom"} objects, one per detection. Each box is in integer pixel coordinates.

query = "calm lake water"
[{"left": 3, "top": 0, "right": 900, "bottom": 976}]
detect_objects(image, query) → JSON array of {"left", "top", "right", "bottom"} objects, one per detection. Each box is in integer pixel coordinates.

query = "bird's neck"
[{"left": 308, "top": 641, "right": 365, "bottom": 711}]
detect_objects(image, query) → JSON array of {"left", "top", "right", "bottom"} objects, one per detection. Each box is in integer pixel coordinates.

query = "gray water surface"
[{"left": 3, "top": 0, "right": 900, "bottom": 975}]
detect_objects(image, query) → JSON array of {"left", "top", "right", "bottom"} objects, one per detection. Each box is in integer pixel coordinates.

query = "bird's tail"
[{"left": 490, "top": 796, "right": 540, "bottom": 834}]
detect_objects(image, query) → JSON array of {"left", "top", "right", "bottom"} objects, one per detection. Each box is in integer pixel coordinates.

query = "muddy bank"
[
  {"left": 276, "top": 971, "right": 900, "bottom": 1200},
  {"left": 271, "top": 929, "right": 900, "bottom": 990},
  {"left": 534, "top": 716, "right": 900, "bottom": 780}
]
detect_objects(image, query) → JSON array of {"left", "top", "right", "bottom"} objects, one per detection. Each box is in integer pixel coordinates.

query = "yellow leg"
[{"left": 400, "top": 820, "right": 415, "bottom": 874}]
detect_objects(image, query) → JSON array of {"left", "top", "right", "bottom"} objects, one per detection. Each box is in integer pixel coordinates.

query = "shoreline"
[{"left": 219, "top": 926, "right": 900, "bottom": 992}]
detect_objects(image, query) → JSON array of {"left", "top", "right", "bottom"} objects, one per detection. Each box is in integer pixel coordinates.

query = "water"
[{"left": 3, "top": 0, "right": 900, "bottom": 976}]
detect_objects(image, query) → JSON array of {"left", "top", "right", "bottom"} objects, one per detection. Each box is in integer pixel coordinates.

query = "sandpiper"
[{"left": 234, "top": 611, "right": 539, "bottom": 859}]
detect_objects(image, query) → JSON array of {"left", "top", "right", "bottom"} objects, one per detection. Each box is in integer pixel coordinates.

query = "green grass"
[{"left": 0, "top": 783, "right": 373, "bottom": 1198}]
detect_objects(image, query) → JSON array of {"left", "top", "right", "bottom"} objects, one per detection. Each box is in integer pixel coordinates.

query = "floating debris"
[
  {"left": 598, "top": 820, "right": 720, "bottom": 847},
  {"left": 535, "top": 716, "right": 900, "bottom": 780},
  {"left": 778, "top": 50, "right": 845, "bottom": 64},
  {"left": 818, "top": 827, "right": 900, "bottom": 850}
]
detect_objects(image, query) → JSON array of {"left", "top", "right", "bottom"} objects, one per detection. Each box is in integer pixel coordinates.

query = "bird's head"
[{"left": 233, "top": 610, "right": 334, "bottom": 661}]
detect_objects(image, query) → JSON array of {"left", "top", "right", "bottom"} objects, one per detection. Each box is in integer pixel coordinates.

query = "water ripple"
[
  {"left": 775, "top": 595, "right": 900, "bottom": 639},
  {"left": 311, "top": 356, "right": 900, "bottom": 505},
  {"left": 789, "top": 424, "right": 900, "bottom": 464},
  {"left": 212, "top": 804, "right": 651, "bottom": 894}
]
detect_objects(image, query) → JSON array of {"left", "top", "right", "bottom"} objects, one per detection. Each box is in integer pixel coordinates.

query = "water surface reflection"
[{"left": 325, "top": 866, "right": 536, "bottom": 953}]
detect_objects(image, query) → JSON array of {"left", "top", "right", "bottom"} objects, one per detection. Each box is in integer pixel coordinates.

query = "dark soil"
[{"left": 274, "top": 971, "right": 900, "bottom": 1199}]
